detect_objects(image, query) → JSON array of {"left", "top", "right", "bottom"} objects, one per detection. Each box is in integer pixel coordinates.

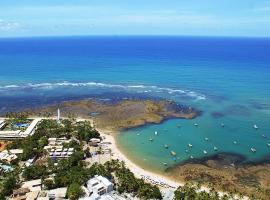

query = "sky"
[{"left": 0, "top": 0, "right": 270, "bottom": 37}]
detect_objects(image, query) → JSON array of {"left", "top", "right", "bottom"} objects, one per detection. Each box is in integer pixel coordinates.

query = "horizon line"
[{"left": 0, "top": 34, "right": 270, "bottom": 40}]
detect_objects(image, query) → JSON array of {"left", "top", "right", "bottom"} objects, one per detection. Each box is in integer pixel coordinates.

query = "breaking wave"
[{"left": 0, "top": 81, "right": 206, "bottom": 101}]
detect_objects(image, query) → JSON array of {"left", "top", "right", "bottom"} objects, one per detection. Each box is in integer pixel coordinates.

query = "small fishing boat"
[
  {"left": 205, "top": 137, "right": 209, "bottom": 141},
  {"left": 188, "top": 143, "right": 193, "bottom": 148},
  {"left": 262, "top": 134, "right": 267, "bottom": 138},
  {"left": 154, "top": 131, "right": 158, "bottom": 135},
  {"left": 149, "top": 138, "right": 153, "bottom": 142},
  {"left": 163, "top": 162, "right": 167, "bottom": 166},
  {"left": 251, "top": 148, "right": 256, "bottom": 153},
  {"left": 267, "top": 143, "right": 270, "bottom": 147},
  {"left": 253, "top": 124, "right": 258, "bottom": 129},
  {"left": 164, "top": 144, "right": 169, "bottom": 149},
  {"left": 221, "top": 123, "right": 225, "bottom": 127},
  {"left": 214, "top": 146, "right": 218, "bottom": 151},
  {"left": 203, "top": 150, "right": 207, "bottom": 154},
  {"left": 190, "top": 155, "right": 194, "bottom": 159},
  {"left": 137, "top": 133, "right": 140, "bottom": 136},
  {"left": 185, "top": 149, "right": 189, "bottom": 153},
  {"left": 171, "top": 151, "right": 177, "bottom": 156},
  {"left": 194, "top": 123, "right": 198, "bottom": 127},
  {"left": 233, "top": 141, "right": 237, "bottom": 145}
]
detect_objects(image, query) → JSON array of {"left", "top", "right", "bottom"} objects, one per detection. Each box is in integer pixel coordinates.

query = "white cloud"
[{"left": 0, "top": 19, "right": 19, "bottom": 31}]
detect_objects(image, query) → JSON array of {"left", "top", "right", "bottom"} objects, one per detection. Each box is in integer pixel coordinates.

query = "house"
[
  {"left": 82, "top": 176, "right": 113, "bottom": 200},
  {"left": 9, "top": 188, "right": 39, "bottom": 200},
  {"left": 21, "top": 179, "right": 42, "bottom": 192},
  {"left": 0, "top": 150, "right": 18, "bottom": 163},
  {"left": 89, "top": 138, "right": 101, "bottom": 147},
  {"left": 37, "top": 187, "right": 67, "bottom": 200}
]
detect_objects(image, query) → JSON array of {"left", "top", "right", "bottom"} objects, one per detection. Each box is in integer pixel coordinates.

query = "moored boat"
[
  {"left": 171, "top": 151, "right": 177, "bottom": 156},
  {"left": 251, "top": 148, "right": 256, "bottom": 153}
]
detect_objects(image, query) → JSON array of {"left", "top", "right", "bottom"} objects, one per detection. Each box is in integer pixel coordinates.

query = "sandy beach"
[
  {"left": 99, "top": 130, "right": 180, "bottom": 189},
  {"left": 95, "top": 126, "right": 248, "bottom": 199}
]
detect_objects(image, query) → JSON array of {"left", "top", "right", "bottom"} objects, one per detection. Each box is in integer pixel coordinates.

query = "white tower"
[{"left": 57, "top": 108, "right": 61, "bottom": 122}]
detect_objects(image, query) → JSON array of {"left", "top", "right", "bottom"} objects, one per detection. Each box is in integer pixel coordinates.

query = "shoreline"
[
  {"left": 97, "top": 128, "right": 180, "bottom": 189},
  {"left": 95, "top": 126, "right": 239, "bottom": 198}
]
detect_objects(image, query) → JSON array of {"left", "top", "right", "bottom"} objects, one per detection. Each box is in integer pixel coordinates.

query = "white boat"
[
  {"left": 188, "top": 143, "right": 193, "bottom": 148},
  {"left": 190, "top": 155, "right": 194, "bottom": 159},
  {"left": 214, "top": 146, "right": 218, "bottom": 151},
  {"left": 149, "top": 138, "right": 153, "bottom": 142},
  {"left": 221, "top": 123, "right": 225, "bottom": 127},
  {"left": 164, "top": 144, "right": 169, "bottom": 149},
  {"left": 233, "top": 141, "right": 237, "bottom": 145},
  {"left": 251, "top": 148, "right": 256, "bottom": 153},
  {"left": 194, "top": 123, "right": 198, "bottom": 127},
  {"left": 154, "top": 131, "right": 158, "bottom": 135},
  {"left": 203, "top": 150, "right": 207, "bottom": 154},
  {"left": 163, "top": 162, "right": 167, "bottom": 166},
  {"left": 205, "top": 137, "right": 209, "bottom": 141},
  {"left": 253, "top": 124, "right": 258, "bottom": 129},
  {"left": 267, "top": 143, "right": 270, "bottom": 147},
  {"left": 137, "top": 133, "right": 140, "bottom": 136},
  {"left": 171, "top": 151, "right": 177, "bottom": 156}
]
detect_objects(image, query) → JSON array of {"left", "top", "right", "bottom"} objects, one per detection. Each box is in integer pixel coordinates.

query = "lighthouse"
[{"left": 57, "top": 108, "right": 61, "bottom": 123}]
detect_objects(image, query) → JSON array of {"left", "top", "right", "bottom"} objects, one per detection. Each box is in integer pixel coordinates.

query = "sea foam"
[{"left": 0, "top": 81, "right": 206, "bottom": 101}]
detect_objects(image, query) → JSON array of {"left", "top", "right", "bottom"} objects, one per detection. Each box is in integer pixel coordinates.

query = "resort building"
[
  {"left": 0, "top": 119, "right": 40, "bottom": 139},
  {"left": 81, "top": 175, "right": 113, "bottom": 200},
  {"left": 44, "top": 138, "right": 74, "bottom": 159}
]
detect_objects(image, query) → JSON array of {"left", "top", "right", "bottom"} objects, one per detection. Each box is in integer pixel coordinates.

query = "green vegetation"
[
  {"left": 0, "top": 172, "right": 18, "bottom": 200},
  {"left": 174, "top": 183, "right": 230, "bottom": 200},
  {"left": 67, "top": 182, "right": 85, "bottom": 200}
]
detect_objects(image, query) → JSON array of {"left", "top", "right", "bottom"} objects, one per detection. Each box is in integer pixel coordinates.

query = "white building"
[
  {"left": 82, "top": 176, "right": 113, "bottom": 200},
  {"left": 0, "top": 119, "right": 40, "bottom": 139}
]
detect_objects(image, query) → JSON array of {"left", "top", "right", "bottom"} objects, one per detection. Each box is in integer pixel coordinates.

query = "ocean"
[{"left": 0, "top": 36, "right": 270, "bottom": 172}]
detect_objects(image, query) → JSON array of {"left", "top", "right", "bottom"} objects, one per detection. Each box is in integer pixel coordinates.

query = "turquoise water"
[{"left": 0, "top": 36, "right": 270, "bottom": 171}]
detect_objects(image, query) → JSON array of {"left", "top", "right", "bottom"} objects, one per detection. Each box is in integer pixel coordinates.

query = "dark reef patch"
[
  {"left": 166, "top": 152, "right": 270, "bottom": 171},
  {"left": 225, "top": 104, "right": 251, "bottom": 116},
  {"left": 0, "top": 91, "right": 160, "bottom": 116},
  {"left": 211, "top": 111, "right": 226, "bottom": 118},
  {"left": 248, "top": 99, "right": 270, "bottom": 111}
]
